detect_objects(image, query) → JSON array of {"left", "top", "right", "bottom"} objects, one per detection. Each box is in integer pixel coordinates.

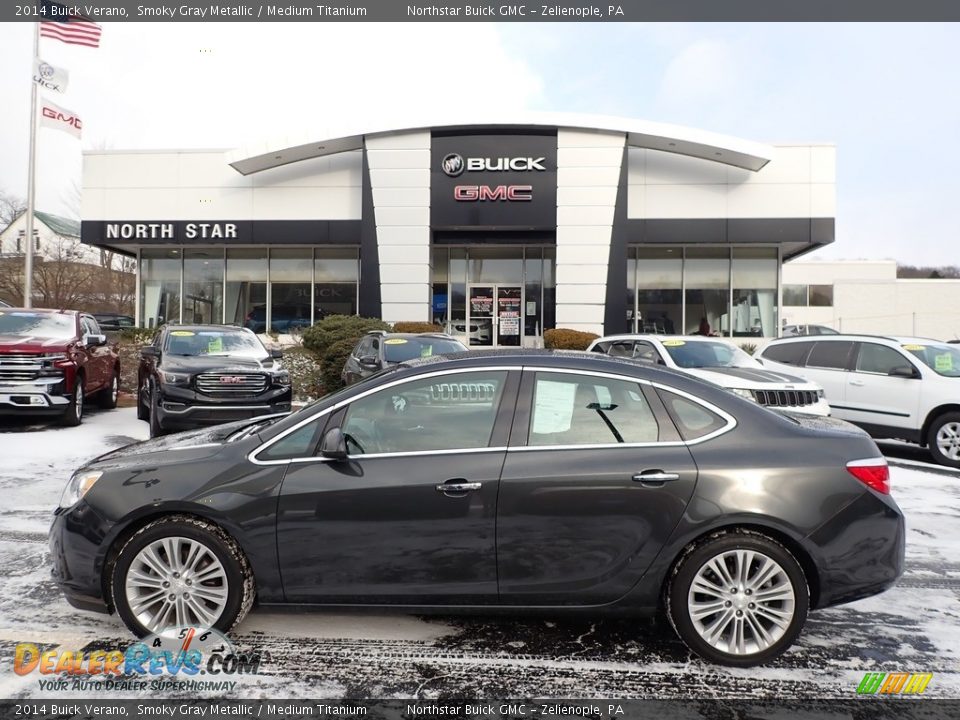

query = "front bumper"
[
  {"left": 0, "top": 380, "right": 71, "bottom": 416},
  {"left": 155, "top": 384, "right": 292, "bottom": 430},
  {"left": 49, "top": 503, "right": 111, "bottom": 615},
  {"left": 807, "top": 488, "right": 906, "bottom": 608}
]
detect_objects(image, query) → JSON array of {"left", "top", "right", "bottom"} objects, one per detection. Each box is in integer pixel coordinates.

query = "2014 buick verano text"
[{"left": 49, "top": 350, "right": 904, "bottom": 666}]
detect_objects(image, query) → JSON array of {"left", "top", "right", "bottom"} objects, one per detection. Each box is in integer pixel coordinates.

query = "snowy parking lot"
[{"left": 0, "top": 407, "right": 958, "bottom": 699}]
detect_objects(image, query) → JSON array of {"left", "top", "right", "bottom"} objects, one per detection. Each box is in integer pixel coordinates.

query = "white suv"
[
  {"left": 757, "top": 335, "right": 960, "bottom": 467},
  {"left": 586, "top": 334, "right": 830, "bottom": 417}
]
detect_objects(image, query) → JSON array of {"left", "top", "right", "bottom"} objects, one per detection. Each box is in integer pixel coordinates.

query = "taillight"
[{"left": 846, "top": 458, "right": 890, "bottom": 494}]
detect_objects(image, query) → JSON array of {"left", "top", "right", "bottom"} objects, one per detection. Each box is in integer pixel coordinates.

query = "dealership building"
[{"left": 80, "top": 114, "right": 836, "bottom": 347}]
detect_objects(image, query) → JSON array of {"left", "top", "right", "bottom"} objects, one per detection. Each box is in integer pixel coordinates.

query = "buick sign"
[{"left": 441, "top": 153, "right": 465, "bottom": 177}]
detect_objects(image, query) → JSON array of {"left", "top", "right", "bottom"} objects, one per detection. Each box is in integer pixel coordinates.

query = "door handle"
[
  {"left": 849, "top": 379, "right": 865, "bottom": 387},
  {"left": 632, "top": 470, "right": 680, "bottom": 487},
  {"left": 436, "top": 479, "right": 482, "bottom": 494}
]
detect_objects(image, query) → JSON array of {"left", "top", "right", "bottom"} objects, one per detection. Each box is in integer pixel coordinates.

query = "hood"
[
  {"left": 161, "top": 354, "right": 274, "bottom": 374},
  {"left": 684, "top": 366, "right": 820, "bottom": 391},
  {"left": 0, "top": 334, "right": 71, "bottom": 353}
]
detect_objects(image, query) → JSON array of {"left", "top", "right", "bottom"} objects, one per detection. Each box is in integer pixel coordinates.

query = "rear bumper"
[{"left": 806, "top": 489, "right": 905, "bottom": 608}]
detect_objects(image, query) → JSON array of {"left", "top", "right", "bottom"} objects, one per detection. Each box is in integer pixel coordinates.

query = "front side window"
[
  {"left": 340, "top": 371, "right": 508, "bottom": 455},
  {"left": 528, "top": 372, "right": 660, "bottom": 446},
  {"left": 856, "top": 343, "right": 913, "bottom": 375}
]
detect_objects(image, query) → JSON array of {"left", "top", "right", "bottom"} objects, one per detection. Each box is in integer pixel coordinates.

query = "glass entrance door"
[{"left": 466, "top": 284, "right": 522, "bottom": 348}]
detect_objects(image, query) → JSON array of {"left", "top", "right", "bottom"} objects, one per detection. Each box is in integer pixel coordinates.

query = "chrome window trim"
[
  {"left": 248, "top": 366, "right": 516, "bottom": 466},
  {"left": 521, "top": 366, "right": 737, "bottom": 447}
]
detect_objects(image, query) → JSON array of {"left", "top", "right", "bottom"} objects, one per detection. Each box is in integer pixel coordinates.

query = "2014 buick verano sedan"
[{"left": 49, "top": 350, "right": 905, "bottom": 666}]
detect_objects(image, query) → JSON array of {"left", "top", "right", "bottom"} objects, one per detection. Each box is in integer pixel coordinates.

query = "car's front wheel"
[
  {"left": 148, "top": 381, "right": 166, "bottom": 438},
  {"left": 60, "top": 374, "right": 84, "bottom": 427},
  {"left": 927, "top": 412, "right": 960, "bottom": 468},
  {"left": 667, "top": 531, "right": 809, "bottom": 666},
  {"left": 110, "top": 515, "right": 255, "bottom": 638}
]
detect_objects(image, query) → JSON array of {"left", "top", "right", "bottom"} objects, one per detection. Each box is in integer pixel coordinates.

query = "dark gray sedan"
[{"left": 50, "top": 350, "right": 904, "bottom": 666}]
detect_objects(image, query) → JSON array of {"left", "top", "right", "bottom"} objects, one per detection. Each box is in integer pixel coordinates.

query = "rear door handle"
[
  {"left": 849, "top": 379, "right": 866, "bottom": 387},
  {"left": 436, "top": 479, "right": 482, "bottom": 494},
  {"left": 632, "top": 471, "right": 681, "bottom": 487}
]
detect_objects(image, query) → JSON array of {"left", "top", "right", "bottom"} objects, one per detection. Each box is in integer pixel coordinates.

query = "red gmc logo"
[
  {"left": 219, "top": 376, "right": 243, "bottom": 384},
  {"left": 42, "top": 108, "right": 82, "bottom": 130},
  {"left": 454, "top": 185, "right": 533, "bottom": 202}
]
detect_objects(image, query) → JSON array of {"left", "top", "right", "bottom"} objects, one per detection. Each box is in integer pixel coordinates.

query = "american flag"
[{"left": 39, "top": 0, "right": 102, "bottom": 48}]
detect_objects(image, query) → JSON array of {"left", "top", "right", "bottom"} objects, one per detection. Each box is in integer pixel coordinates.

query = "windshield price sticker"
[
  {"left": 207, "top": 337, "right": 223, "bottom": 353},
  {"left": 384, "top": 338, "right": 408, "bottom": 344},
  {"left": 902, "top": 344, "right": 925, "bottom": 351},
  {"left": 170, "top": 330, "right": 195, "bottom": 336},
  {"left": 662, "top": 340, "right": 686, "bottom": 347}
]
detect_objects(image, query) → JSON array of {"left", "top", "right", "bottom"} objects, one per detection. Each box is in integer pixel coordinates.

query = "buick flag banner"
[
  {"left": 39, "top": 97, "right": 82, "bottom": 138},
  {"left": 32, "top": 58, "right": 69, "bottom": 94}
]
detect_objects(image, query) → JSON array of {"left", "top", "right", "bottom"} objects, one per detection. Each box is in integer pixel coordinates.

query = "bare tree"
[{"left": 0, "top": 190, "right": 27, "bottom": 230}]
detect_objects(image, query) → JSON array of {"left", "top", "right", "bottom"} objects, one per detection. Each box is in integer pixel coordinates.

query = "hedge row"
[{"left": 543, "top": 328, "right": 599, "bottom": 350}]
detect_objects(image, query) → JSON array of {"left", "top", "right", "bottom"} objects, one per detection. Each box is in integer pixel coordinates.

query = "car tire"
[
  {"left": 136, "top": 376, "right": 148, "bottom": 421},
  {"left": 97, "top": 366, "right": 120, "bottom": 410},
  {"left": 148, "top": 382, "right": 165, "bottom": 438},
  {"left": 110, "top": 515, "right": 255, "bottom": 638},
  {"left": 667, "top": 530, "right": 809, "bottom": 667},
  {"left": 60, "top": 373, "right": 84, "bottom": 427},
  {"left": 927, "top": 412, "right": 960, "bottom": 468}
]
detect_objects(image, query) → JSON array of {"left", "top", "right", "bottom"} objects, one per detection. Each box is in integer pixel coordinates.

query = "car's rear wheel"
[
  {"left": 110, "top": 515, "right": 255, "bottom": 638},
  {"left": 60, "top": 374, "right": 84, "bottom": 427},
  {"left": 667, "top": 531, "right": 809, "bottom": 666},
  {"left": 927, "top": 412, "right": 960, "bottom": 468},
  {"left": 97, "top": 366, "right": 120, "bottom": 409}
]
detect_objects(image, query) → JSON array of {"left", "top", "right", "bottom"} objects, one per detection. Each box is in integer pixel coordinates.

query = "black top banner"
[{"left": 7, "top": 0, "right": 960, "bottom": 22}]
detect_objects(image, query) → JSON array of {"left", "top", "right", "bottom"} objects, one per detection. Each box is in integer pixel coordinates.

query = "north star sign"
[{"left": 105, "top": 222, "right": 238, "bottom": 240}]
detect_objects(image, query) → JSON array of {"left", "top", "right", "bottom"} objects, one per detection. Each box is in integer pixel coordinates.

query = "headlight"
[
  {"left": 272, "top": 372, "right": 291, "bottom": 386},
  {"left": 730, "top": 388, "right": 756, "bottom": 401},
  {"left": 59, "top": 470, "right": 103, "bottom": 508},
  {"left": 160, "top": 371, "right": 190, "bottom": 385}
]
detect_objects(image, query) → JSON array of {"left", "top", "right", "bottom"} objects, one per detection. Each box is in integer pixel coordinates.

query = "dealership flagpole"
[{"left": 23, "top": 22, "right": 40, "bottom": 308}]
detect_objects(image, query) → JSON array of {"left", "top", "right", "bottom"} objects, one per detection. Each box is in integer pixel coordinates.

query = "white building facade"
[
  {"left": 782, "top": 260, "right": 960, "bottom": 341},
  {"left": 80, "top": 115, "right": 836, "bottom": 346}
]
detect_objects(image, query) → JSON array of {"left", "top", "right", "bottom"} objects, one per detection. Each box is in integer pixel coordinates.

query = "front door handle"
[
  {"left": 436, "top": 479, "right": 482, "bottom": 494},
  {"left": 849, "top": 379, "right": 866, "bottom": 387},
  {"left": 632, "top": 470, "right": 680, "bottom": 487}
]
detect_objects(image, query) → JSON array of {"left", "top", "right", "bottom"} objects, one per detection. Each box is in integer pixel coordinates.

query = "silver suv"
[{"left": 758, "top": 335, "right": 960, "bottom": 467}]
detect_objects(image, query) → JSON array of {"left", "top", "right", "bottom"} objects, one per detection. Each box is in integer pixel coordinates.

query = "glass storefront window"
[
  {"left": 448, "top": 248, "right": 467, "bottom": 341},
  {"left": 524, "top": 248, "right": 543, "bottom": 339},
  {"left": 432, "top": 247, "right": 449, "bottom": 325},
  {"left": 732, "top": 247, "right": 778, "bottom": 337},
  {"left": 684, "top": 247, "right": 730, "bottom": 336},
  {"left": 783, "top": 284, "right": 808, "bottom": 306},
  {"left": 226, "top": 248, "right": 267, "bottom": 331},
  {"left": 140, "top": 248, "right": 181, "bottom": 328},
  {"left": 467, "top": 246, "right": 524, "bottom": 284},
  {"left": 635, "top": 247, "right": 682, "bottom": 334},
  {"left": 183, "top": 248, "right": 224, "bottom": 325},
  {"left": 270, "top": 248, "right": 313, "bottom": 333},
  {"left": 314, "top": 248, "right": 359, "bottom": 318},
  {"left": 810, "top": 285, "right": 834, "bottom": 307},
  {"left": 542, "top": 247, "right": 556, "bottom": 336}
]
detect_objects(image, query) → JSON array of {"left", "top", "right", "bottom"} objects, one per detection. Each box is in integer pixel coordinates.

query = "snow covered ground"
[{"left": 0, "top": 407, "right": 957, "bottom": 699}]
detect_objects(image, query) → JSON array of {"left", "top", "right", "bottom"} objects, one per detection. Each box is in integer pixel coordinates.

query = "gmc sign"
[{"left": 454, "top": 185, "right": 533, "bottom": 202}]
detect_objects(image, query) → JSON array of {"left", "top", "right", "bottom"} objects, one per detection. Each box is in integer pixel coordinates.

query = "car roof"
[
  {"left": 162, "top": 324, "right": 251, "bottom": 333},
  {"left": 766, "top": 333, "right": 942, "bottom": 345},
  {"left": 591, "top": 334, "right": 735, "bottom": 345},
  {"left": 0, "top": 307, "right": 79, "bottom": 315}
]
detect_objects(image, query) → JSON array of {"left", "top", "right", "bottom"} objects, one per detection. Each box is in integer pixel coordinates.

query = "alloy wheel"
[
  {"left": 936, "top": 421, "right": 960, "bottom": 461},
  {"left": 687, "top": 549, "right": 796, "bottom": 656},
  {"left": 124, "top": 536, "right": 230, "bottom": 633}
]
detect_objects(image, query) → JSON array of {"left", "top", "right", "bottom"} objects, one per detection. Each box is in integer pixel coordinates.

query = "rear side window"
[
  {"left": 763, "top": 341, "right": 813, "bottom": 366},
  {"left": 658, "top": 390, "right": 728, "bottom": 441},
  {"left": 807, "top": 341, "right": 854, "bottom": 370}
]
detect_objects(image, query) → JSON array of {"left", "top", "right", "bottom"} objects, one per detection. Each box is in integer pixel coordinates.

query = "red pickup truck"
[{"left": 0, "top": 308, "right": 120, "bottom": 425}]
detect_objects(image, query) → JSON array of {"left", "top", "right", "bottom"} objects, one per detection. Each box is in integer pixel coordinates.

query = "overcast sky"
[{"left": 0, "top": 22, "right": 958, "bottom": 264}]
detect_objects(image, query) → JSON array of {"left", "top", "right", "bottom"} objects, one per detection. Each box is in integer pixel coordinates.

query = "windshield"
[
  {"left": 662, "top": 339, "right": 761, "bottom": 369},
  {"left": 383, "top": 337, "right": 467, "bottom": 363},
  {"left": 902, "top": 342, "right": 960, "bottom": 378},
  {"left": 0, "top": 311, "right": 75, "bottom": 339},
  {"left": 164, "top": 329, "right": 267, "bottom": 358}
]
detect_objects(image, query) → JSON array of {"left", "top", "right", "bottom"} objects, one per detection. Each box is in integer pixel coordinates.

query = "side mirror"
[
  {"left": 270, "top": 349, "right": 284, "bottom": 359},
  {"left": 320, "top": 427, "right": 348, "bottom": 460},
  {"left": 359, "top": 355, "right": 379, "bottom": 368},
  {"left": 889, "top": 365, "right": 918, "bottom": 379},
  {"left": 85, "top": 334, "right": 108, "bottom": 347},
  {"left": 140, "top": 346, "right": 160, "bottom": 358}
]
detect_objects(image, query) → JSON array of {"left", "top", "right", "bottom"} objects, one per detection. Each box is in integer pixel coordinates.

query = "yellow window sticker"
[
  {"left": 902, "top": 344, "right": 925, "bottom": 351},
  {"left": 170, "top": 330, "right": 195, "bottom": 336},
  {"left": 207, "top": 337, "right": 223, "bottom": 353},
  {"left": 420, "top": 345, "right": 433, "bottom": 358},
  {"left": 384, "top": 338, "right": 408, "bottom": 344},
  {"left": 935, "top": 354, "right": 953, "bottom": 372},
  {"left": 662, "top": 340, "right": 686, "bottom": 347}
]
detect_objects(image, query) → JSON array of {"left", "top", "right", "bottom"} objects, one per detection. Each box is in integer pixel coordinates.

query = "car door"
[
  {"left": 840, "top": 342, "right": 922, "bottom": 432},
  {"left": 496, "top": 368, "right": 699, "bottom": 605},
  {"left": 79, "top": 316, "right": 108, "bottom": 391},
  {"left": 791, "top": 340, "right": 854, "bottom": 416},
  {"left": 272, "top": 367, "right": 520, "bottom": 603}
]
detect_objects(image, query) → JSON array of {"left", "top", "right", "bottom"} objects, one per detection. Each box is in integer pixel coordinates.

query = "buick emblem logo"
[
  {"left": 39, "top": 62, "right": 55, "bottom": 79},
  {"left": 441, "top": 153, "right": 464, "bottom": 177}
]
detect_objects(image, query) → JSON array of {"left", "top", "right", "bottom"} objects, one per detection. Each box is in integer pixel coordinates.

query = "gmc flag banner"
[
  {"left": 40, "top": 97, "right": 82, "bottom": 139},
  {"left": 39, "top": 0, "right": 102, "bottom": 48}
]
